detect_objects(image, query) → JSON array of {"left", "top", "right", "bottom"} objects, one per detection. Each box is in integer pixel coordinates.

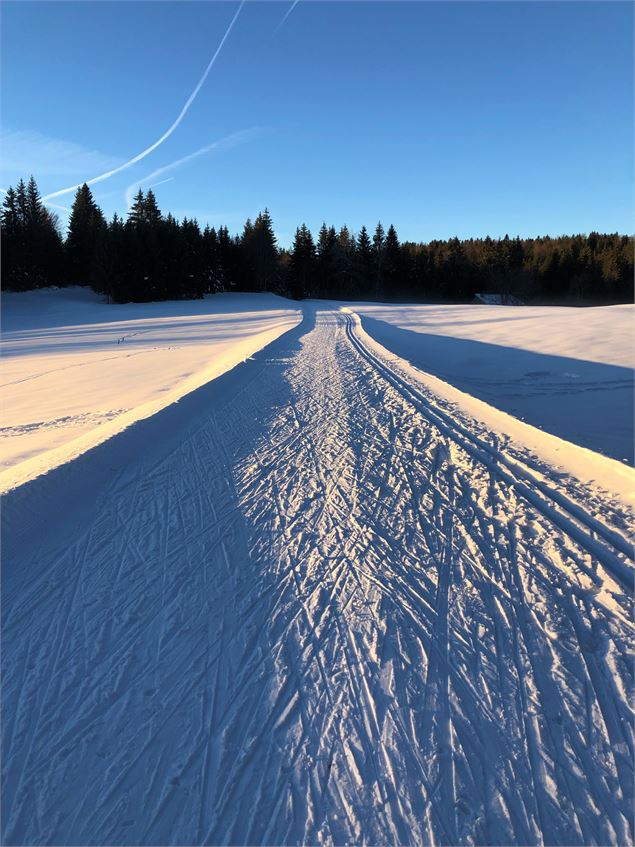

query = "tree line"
[{"left": 2, "top": 176, "right": 633, "bottom": 304}]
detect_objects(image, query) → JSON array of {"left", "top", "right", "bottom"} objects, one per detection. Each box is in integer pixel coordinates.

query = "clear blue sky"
[{"left": 1, "top": 1, "right": 633, "bottom": 246}]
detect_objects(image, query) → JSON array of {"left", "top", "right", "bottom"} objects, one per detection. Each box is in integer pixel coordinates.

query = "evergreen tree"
[
  {"left": 1, "top": 187, "right": 24, "bottom": 289},
  {"left": 144, "top": 190, "right": 162, "bottom": 225},
  {"left": 236, "top": 218, "right": 255, "bottom": 290},
  {"left": 332, "top": 226, "right": 355, "bottom": 296},
  {"left": 27, "top": 177, "right": 64, "bottom": 286},
  {"left": 91, "top": 213, "right": 127, "bottom": 302},
  {"left": 1, "top": 176, "right": 63, "bottom": 289},
  {"left": 15, "top": 178, "right": 28, "bottom": 227},
  {"left": 202, "top": 225, "right": 224, "bottom": 293},
  {"left": 124, "top": 189, "right": 163, "bottom": 300},
  {"left": 217, "top": 226, "right": 238, "bottom": 289},
  {"left": 316, "top": 223, "right": 338, "bottom": 297},
  {"left": 372, "top": 222, "right": 386, "bottom": 296},
  {"left": 1, "top": 186, "right": 19, "bottom": 232},
  {"left": 251, "top": 209, "right": 279, "bottom": 292},
  {"left": 181, "top": 217, "right": 205, "bottom": 298},
  {"left": 127, "top": 190, "right": 146, "bottom": 227},
  {"left": 25, "top": 176, "right": 43, "bottom": 226},
  {"left": 66, "top": 183, "right": 105, "bottom": 284},
  {"left": 159, "top": 213, "right": 184, "bottom": 300},
  {"left": 383, "top": 224, "right": 401, "bottom": 297},
  {"left": 355, "top": 226, "right": 373, "bottom": 295},
  {"left": 288, "top": 224, "right": 316, "bottom": 299}
]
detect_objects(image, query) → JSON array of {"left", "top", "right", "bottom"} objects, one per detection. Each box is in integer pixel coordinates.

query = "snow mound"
[{"left": 0, "top": 287, "right": 301, "bottom": 492}]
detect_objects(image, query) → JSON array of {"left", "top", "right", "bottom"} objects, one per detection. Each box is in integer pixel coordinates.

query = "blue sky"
[{"left": 1, "top": 1, "right": 633, "bottom": 246}]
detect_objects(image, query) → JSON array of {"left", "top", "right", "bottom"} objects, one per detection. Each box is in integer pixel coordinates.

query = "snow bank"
[
  {"left": 344, "top": 304, "right": 634, "bottom": 506},
  {"left": 1, "top": 287, "right": 301, "bottom": 492},
  {"left": 348, "top": 302, "right": 634, "bottom": 464}
]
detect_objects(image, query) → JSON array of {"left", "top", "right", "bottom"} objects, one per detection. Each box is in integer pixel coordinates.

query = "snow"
[
  {"left": 3, "top": 304, "right": 633, "bottom": 845},
  {"left": 346, "top": 309, "right": 635, "bottom": 508},
  {"left": 0, "top": 287, "right": 301, "bottom": 493},
  {"left": 347, "top": 302, "right": 635, "bottom": 464}
]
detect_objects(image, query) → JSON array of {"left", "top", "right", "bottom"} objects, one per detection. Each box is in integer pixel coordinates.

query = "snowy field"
[
  {"left": 2, "top": 294, "right": 634, "bottom": 845},
  {"left": 0, "top": 288, "right": 301, "bottom": 492},
  {"left": 350, "top": 302, "right": 634, "bottom": 463}
]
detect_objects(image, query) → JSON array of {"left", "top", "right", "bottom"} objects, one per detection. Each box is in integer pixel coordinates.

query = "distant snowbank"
[
  {"left": 1, "top": 287, "right": 301, "bottom": 492},
  {"left": 348, "top": 302, "right": 634, "bottom": 367},
  {"left": 349, "top": 302, "right": 634, "bottom": 464}
]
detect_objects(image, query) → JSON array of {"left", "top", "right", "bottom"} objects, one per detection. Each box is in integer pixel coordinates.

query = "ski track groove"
[{"left": 2, "top": 307, "right": 633, "bottom": 845}]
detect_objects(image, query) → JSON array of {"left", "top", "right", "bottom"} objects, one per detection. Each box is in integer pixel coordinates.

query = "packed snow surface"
[
  {"left": 2, "top": 304, "right": 633, "bottom": 846},
  {"left": 349, "top": 302, "right": 635, "bottom": 463},
  {"left": 0, "top": 287, "right": 301, "bottom": 491}
]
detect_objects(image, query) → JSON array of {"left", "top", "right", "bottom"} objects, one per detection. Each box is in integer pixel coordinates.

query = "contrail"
[
  {"left": 123, "top": 128, "right": 261, "bottom": 209},
  {"left": 0, "top": 186, "right": 71, "bottom": 214},
  {"left": 43, "top": 200, "right": 72, "bottom": 214},
  {"left": 276, "top": 0, "right": 301, "bottom": 32},
  {"left": 144, "top": 177, "right": 174, "bottom": 191},
  {"left": 44, "top": 0, "right": 245, "bottom": 201},
  {"left": 125, "top": 177, "right": 174, "bottom": 208}
]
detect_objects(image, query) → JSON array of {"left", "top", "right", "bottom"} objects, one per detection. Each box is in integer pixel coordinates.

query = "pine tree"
[
  {"left": 26, "top": 175, "right": 44, "bottom": 227},
  {"left": 355, "top": 226, "right": 373, "bottom": 295},
  {"left": 237, "top": 218, "right": 255, "bottom": 290},
  {"left": 316, "top": 223, "right": 338, "bottom": 297},
  {"left": 1, "top": 186, "right": 19, "bottom": 233},
  {"left": 383, "top": 224, "right": 401, "bottom": 297},
  {"left": 91, "top": 213, "right": 126, "bottom": 302},
  {"left": 144, "top": 190, "right": 162, "bottom": 224},
  {"left": 372, "top": 222, "right": 386, "bottom": 296},
  {"left": 217, "top": 226, "right": 237, "bottom": 288},
  {"left": 1, "top": 187, "right": 24, "bottom": 289},
  {"left": 181, "top": 217, "right": 205, "bottom": 298},
  {"left": 2, "top": 176, "right": 64, "bottom": 289},
  {"left": 66, "top": 183, "right": 105, "bottom": 284},
  {"left": 158, "top": 213, "right": 183, "bottom": 300},
  {"left": 202, "top": 225, "right": 224, "bottom": 293},
  {"left": 288, "top": 224, "right": 315, "bottom": 299},
  {"left": 15, "top": 179, "right": 28, "bottom": 228},
  {"left": 251, "top": 209, "right": 279, "bottom": 291},
  {"left": 127, "top": 190, "right": 146, "bottom": 227},
  {"left": 332, "top": 225, "right": 355, "bottom": 296},
  {"left": 124, "top": 188, "right": 163, "bottom": 300}
]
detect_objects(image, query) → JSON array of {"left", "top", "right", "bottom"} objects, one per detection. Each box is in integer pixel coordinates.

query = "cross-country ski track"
[{"left": 2, "top": 305, "right": 633, "bottom": 846}]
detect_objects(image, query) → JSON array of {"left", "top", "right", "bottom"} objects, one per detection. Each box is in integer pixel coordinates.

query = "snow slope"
[
  {"left": 3, "top": 306, "right": 633, "bottom": 846},
  {"left": 0, "top": 287, "right": 301, "bottom": 492},
  {"left": 348, "top": 302, "right": 635, "bottom": 463}
]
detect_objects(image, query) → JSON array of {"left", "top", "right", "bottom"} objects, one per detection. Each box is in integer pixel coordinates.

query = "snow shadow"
[
  {"left": 2, "top": 313, "right": 297, "bottom": 358},
  {"left": 360, "top": 315, "right": 634, "bottom": 463}
]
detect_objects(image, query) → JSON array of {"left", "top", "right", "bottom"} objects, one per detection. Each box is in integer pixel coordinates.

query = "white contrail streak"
[
  {"left": 125, "top": 177, "right": 175, "bottom": 208},
  {"left": 44, "top": 200, "right": 72, "bottom": 214},
  {"left": 276, "top": 0, "right": 301, "bottom": 32},
  {"left": 123, "top": 127, "right": 261, "bottom": 209},
  {"left": 0, "top": 186, "right": 71, "bottom": 213},
  {"left": 44, "top": 0, "right": 245, "bottom": 201},
  {"left": 124, "top": 177, "right": 174, "bottom": 209},
  {"left": 145, "top": 177, "right": 174, "bottom": 191}
]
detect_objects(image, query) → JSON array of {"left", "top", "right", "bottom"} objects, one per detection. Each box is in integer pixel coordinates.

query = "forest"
[{"left": 2, "top": 176, "right": 633, "bottom": 305}]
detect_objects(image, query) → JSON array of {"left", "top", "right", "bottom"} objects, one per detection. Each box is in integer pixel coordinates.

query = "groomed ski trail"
[{"left": 2, "top": 306, "right": 633, "bottom": 846}]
